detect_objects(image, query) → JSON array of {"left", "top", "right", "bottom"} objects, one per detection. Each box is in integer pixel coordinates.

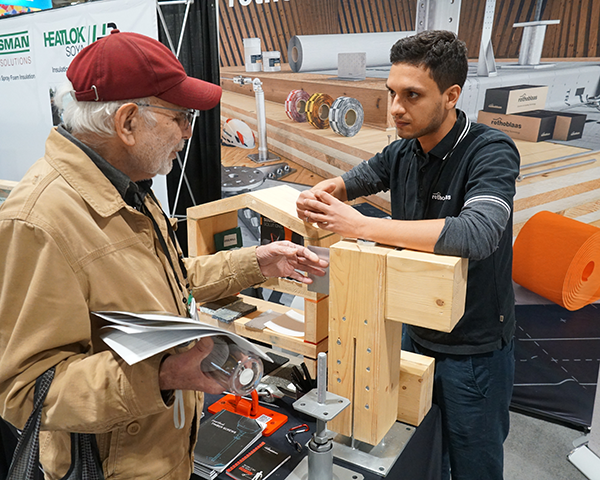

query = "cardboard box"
[
  {"left": 517, "top": 110, "right": 587, "bottom": 141},
  {"left": 547, "top": 111, "right": 586, "bottom": 141},
  {"left": 477, "top": 110, "right": 556, "bottom": 142},
  {"left": 554, "top": 113, "right": 586, "bottom": 141},
  {"left": 554, "top": 112, "right": 586, "bottom": 141},
  {"left": 482, "top": 85, "right": 548, "bottom": 114}
]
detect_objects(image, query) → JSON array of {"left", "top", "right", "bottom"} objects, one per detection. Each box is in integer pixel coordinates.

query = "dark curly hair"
[{"left": 390, "top": 30, "right": 468, "bottom": 93}]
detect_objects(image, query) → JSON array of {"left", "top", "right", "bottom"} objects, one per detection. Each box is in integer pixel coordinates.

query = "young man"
[
  {"left": 0, "top": 30, "right": 327, "bottom": 479},
  {"left": 297, "top": 30, "right": 520, "bottom": 480}
]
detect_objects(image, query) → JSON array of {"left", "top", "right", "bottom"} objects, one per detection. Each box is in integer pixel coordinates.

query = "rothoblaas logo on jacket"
[
  {"left": 0, "top": 31, "right": 30, "bottom": 55},
  {"left": 432, "top": 192, "right": 451, "bottom": 201}
]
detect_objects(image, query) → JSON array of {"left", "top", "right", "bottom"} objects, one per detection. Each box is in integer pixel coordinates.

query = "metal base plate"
[
  {"left": 247, "top": 152, "right": 280, "bottom": 163},
  {"left": 331, "top": 422, "right": 415, "bottom": 477},
  {"left": 285, "top": 456, "right": 363, "bottom": 480},
  {"left": 221, "top": 166, "right": 265, "bottom": 194},
  {"left": 292, "top": 389, "right": 350, "bottom": 421}
]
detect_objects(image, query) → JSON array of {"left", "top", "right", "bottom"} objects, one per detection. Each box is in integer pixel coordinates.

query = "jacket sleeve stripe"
[{"left": 464, "top": 195, "right": 511, "bottom": 215}]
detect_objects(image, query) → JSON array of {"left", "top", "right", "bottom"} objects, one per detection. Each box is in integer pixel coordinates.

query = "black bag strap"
[{"left": 6, "top": 367, "right": 105, "bottom": 480}]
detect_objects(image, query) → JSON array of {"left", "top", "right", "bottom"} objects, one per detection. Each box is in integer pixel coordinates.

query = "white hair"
[{"left": 54, "top": 81, "right": 157, "bottom": 138}]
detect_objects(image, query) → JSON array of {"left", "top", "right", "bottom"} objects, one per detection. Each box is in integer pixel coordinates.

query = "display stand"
[
  {"left": 156, "top": 0, "right": 200, "bottom": 215},
  {"left": 513, "top": 20, "right": 560, "bottom": 68},
  {"left": 187, "top": 186, "right": 459, "bottom": 432},
  {"left": 187, "top": 185, "right": 339, "bottom": 372}
]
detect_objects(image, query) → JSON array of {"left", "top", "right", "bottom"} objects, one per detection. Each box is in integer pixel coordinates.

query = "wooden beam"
[
  {"left": 328, "top": 240, "right": 402, "bottom": 445},
  {"left": 385, "top": 249, "right": 468, "bottom": 333}
]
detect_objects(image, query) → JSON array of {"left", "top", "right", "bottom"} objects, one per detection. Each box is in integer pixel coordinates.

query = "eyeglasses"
[{"left": 134, "top": 102, "right": 196, "bottom": 128}]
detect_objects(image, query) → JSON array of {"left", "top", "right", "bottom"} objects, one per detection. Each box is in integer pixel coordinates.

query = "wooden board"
[
  {"left": 197, "top": 294, "right": 327, "bottom": 360},
  {"left": 187, "top": 185, "right": 339, "bottom": 256},
  {"left": 385, "top": 249, "right": 468, "bottom": 332}
]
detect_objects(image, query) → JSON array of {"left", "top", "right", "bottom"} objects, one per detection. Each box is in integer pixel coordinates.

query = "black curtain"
[{"left": 158, "top": 0, "right": 221, "bottom": 256}]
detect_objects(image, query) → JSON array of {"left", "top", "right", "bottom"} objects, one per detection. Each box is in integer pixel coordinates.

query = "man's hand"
[
  {"left": 296, "top": 178, "right": 346, "bottom": 221},
  {"left": 159, "top": 337, "right": 225, "bottom": 394},
  {"left": 255, "top": 241, "right": 328, "bottom": 284},
  {"left": 300, "top": 190, "right": 366, "bottom": 239}
]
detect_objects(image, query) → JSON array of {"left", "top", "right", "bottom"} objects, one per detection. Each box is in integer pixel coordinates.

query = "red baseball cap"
[{"left": 67, "top": 29, "right": 221, "bottom": 111}]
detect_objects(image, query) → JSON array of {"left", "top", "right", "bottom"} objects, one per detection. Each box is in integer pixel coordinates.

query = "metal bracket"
[
  {"left": 477, "top": 0, "right": 498, "bottom": 77},
  {"left": 331, "top": 422, "right": 415, "bottom": 477},
  {"left": 415, "top": 0, "right": 462, "bottom": 35},
  {"left": 292, "top": 389, "right": 351, "bottom": 422}
]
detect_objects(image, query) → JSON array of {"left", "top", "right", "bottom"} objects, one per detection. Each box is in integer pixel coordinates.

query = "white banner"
[{"left": 0, "top": 0, "right": 158, "bottom": 183}]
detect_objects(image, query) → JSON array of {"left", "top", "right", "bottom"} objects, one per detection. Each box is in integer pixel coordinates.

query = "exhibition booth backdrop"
[{"left": 0, "top": 0, "right": 165, "bottom": 209}]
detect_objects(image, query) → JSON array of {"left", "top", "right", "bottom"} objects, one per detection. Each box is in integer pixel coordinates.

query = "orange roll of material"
[{"left": 513, "top": 211, "right": 600, "bottom": 310}]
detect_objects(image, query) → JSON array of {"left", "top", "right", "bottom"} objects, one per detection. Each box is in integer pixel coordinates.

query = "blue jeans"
[{"left": 403, "top": 334, "right": 515, "bottom": 480}]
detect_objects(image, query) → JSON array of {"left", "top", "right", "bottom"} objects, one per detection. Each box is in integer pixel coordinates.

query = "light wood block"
[
  {"left": 304, "top": 295, "right": 329, "bottom": 344},
  {"left": 386, "top": 249, "right": 468, "bottom": 332},
  {"left": 398, "top": 350, "right": 435, "bottom": 427},
  {"left": 328, "top": 240, "right": 402, "bottom": 445}
]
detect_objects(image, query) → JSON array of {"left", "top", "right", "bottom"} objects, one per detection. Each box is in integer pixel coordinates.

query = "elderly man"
[{"left": 0, "top": 30, "right": 326, "bottom": 479}]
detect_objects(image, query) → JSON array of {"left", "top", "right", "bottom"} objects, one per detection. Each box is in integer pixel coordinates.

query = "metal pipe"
[
  {"left": 156, "top": 3, "right": 176, "bottom": 54},
  {"left": 317, "top": 352, "right": 327, "bottom": 405},
  {"left": 253, "top": 79, "right": 269, "bottom": 162},
  {"left": 517, "top": 158, "right": 596, "bottom": 181},
  {"left": 175, "top": 0, "right": 193, "bottom": 58},
  {"left": 520, "top": 150, "right": 600, "bottom": 171}
]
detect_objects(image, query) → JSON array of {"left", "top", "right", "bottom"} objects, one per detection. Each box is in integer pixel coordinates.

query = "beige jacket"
[{"left": 0, "top": 128, "right": 266, "bottom": 479}]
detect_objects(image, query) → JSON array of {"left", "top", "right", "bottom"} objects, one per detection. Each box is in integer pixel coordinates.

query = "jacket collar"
[
  {"left": 44, "top": 127, "right": 132, "bottom": 218},
  {"left": 413, "top": 109, "right": 469, "bottom": 162}
]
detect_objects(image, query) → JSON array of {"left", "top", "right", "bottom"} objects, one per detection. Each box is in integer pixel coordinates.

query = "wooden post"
[
  {"left": 328, "top": 239, "right": 467, "bottom": 446},
  {"left": 328, "top": 240, "right": 403, "bottom": 444}
]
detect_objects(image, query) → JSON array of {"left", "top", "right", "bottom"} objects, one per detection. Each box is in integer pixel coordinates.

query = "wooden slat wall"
[
  {"left": 220, "top": 0, "right": 600, "bottom": 68},
  {"left": 219, "top": 0, "right": 414, "bottom": 67}
]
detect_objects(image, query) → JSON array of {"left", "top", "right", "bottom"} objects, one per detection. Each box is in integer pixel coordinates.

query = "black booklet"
[
  {"left": 193, "top": 410, "right": 264, "bottom": 479},
  {"left": 226, "top": 441, "right": 290, "bottom": 480}
]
